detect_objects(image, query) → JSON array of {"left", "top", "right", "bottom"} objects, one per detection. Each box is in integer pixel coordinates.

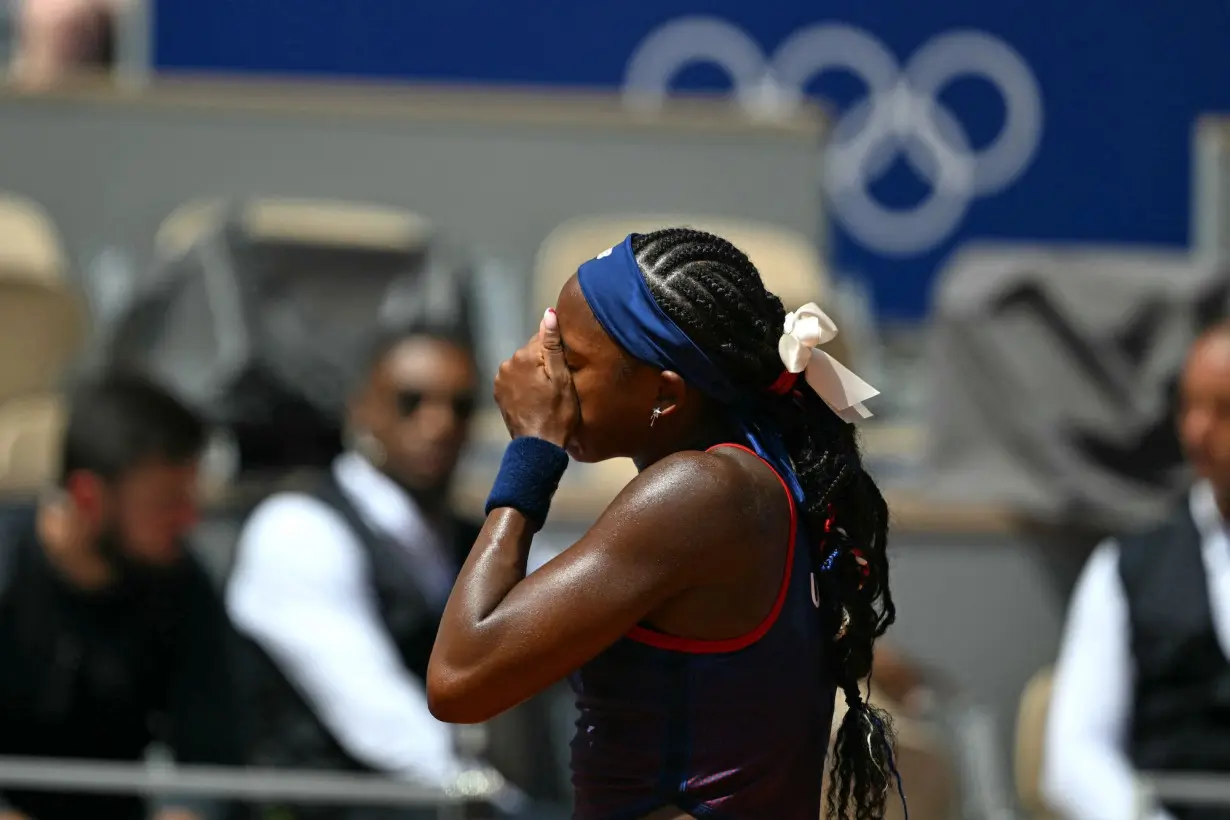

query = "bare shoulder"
[
  {"left": 591, "top": 448, "right": 785, "bottom": 573},
  {"left": 618, "top": 448, "right": 756, "bottom": 514}
]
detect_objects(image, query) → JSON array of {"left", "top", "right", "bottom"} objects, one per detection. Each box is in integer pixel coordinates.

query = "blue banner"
[{"left": 154, "top": 0, "right": 1230, "bottom": 318}]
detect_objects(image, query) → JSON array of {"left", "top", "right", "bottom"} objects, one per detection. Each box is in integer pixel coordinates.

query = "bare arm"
[{"left": 427, "top": 451, "right": 748, "bottom": 723}]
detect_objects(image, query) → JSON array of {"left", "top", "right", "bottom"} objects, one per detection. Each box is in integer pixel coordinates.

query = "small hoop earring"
[{"left": 649, "top": 407, "right": 663, "bottom": 428}]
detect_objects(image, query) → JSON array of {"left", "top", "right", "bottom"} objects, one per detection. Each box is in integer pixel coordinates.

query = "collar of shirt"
[
  {"left": 1191, "top": 480, "right": 1229, "bottom": 544},
  {"left": 332, "top": 451, "right": 457, "bottom": 610},
  {"left": 1189, "top": 479, "right": 1230, "bottom": 662}
]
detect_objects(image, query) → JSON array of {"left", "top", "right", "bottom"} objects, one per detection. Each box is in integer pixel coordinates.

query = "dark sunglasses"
[{"left": 396, "top": 390, "right": 477, "bottom": 420}]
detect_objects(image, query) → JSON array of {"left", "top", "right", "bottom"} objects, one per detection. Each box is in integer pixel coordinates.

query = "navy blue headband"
[{"left": 576, "top": 234, "right": 741, "bottom": 404}]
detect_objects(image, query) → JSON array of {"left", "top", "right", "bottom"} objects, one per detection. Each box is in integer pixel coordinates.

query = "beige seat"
[
  {"left": 0, "top": 194, "right": 65, "bottom": 283},
  {"left": 0, "top": 196, "right": 84, "bottom": 497},
  {"left": 156, "top": 197, "right": 434, "bottom": 257},
  {"left": 0, "top": 393, "right": 66, "bottom": 495},
  {"left": 0, "top": 194, "right": 88, "bottom": 405},
  {"left": 1015, "top": 666, "right": 1058, "bottom": 819}
]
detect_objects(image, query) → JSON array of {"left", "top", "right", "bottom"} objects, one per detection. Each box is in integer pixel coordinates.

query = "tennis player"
[{"left": 429, "top": 228, "right": 901, "bottom": 820}]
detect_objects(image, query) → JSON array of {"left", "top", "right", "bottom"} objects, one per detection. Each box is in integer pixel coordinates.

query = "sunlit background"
[{"left": 2, "top": 1, "right": 1230, "bottom": 818}]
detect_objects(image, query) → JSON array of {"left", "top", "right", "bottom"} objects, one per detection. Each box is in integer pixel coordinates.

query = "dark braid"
[{"left": 632, "top": 228, "right": 898, "bottom": 820}]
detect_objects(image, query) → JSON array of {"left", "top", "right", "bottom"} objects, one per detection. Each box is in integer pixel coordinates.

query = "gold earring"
[{"left": 649, "top": 407, "right": 663, "bottom": 427}]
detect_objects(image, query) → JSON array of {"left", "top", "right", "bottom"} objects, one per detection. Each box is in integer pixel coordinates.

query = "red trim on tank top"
[{"left": 625, "top": 442, "right": 799, "bottom": 654}]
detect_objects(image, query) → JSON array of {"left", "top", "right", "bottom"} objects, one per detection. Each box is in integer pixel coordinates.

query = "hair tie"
[
  {"left": 851, "top": 548, "right": 871, "bottom": 588},
  {"left": 766, "top": 369, "right": 799, "bottom": 395}
]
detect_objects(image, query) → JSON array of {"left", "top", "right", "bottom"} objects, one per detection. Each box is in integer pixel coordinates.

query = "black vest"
[
  {"left": 235, "top": 475, "right": 477, "bottom": 772},
  {"left": 1119, "top": 498, "right": 1230, "bottom": 820}
]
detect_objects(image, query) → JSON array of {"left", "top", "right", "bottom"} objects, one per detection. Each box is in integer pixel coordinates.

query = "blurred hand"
[
  {"left": 493, "top": 309, "right": 578, "bottom": 447},
  {"left": 0, "top": 810, "right": 30, "bottom": 820}
]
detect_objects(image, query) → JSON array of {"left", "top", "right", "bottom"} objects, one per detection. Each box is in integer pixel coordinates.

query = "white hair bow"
[{"left": 778, "top": 303, "right": 879, "bottom": 423}]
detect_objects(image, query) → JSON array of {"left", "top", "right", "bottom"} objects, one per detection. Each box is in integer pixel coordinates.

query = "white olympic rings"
[{"left": 622, "top": 17, "right": 1045, "bottom": 257}]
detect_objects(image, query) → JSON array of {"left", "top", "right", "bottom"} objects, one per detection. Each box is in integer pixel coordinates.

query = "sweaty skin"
[{"left": 427, "top": 278, "right": 791, "bottom": 724}]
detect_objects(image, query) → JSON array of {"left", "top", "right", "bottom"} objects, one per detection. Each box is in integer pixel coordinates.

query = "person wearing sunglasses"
[{"left": 226, "top": 322, "right": 486, "bottom": 818}]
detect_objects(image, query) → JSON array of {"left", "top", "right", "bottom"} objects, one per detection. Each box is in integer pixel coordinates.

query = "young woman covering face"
[{"left": 429, "top": 228, "right": 900, "bottom": 820}]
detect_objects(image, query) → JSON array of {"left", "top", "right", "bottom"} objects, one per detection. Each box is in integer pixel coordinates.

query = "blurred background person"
[
  {"left": 1042, "top": 322, "right": 1230, "bottom": 820},
  {"left": 226, "top": 323, "right": 482, "bottom": 818},
  {"left": 0, "top": 372, "right": 241, "bottom": 820},
  {"left": 7, "top": 0, "right": 116, "bottom": 88}
]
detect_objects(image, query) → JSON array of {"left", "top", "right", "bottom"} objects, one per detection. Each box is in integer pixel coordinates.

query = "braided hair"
[{"left": 632, "top": 228, "right": 898, "bottom": 820}]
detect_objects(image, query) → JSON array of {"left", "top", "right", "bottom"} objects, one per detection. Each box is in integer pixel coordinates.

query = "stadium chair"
[
  {"left": 0, "top": 195, "right": 85, "bottom": 498},
  {"left": 1015, "top": 666, "right": 1057, "bottom": 819},
  {"left": 155, "top": 197, "right": 433, "bottom": 258},
  {"left": 0, "top": 194, "right": 88, "bottom": 404},
  {"left": 0, "top": 393, "right": 66, "bottom": 496}
]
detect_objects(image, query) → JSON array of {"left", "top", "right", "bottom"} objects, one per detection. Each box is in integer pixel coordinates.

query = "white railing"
[{"left": 0, "top": 756, "right": 508, "bottom": 819}]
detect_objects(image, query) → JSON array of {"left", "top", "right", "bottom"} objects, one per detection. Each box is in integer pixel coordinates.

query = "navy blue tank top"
[{"left": 569, "top": 437, "right": 837, "bottom": 820}]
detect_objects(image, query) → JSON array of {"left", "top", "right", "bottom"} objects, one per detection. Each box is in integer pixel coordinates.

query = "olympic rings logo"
[{"left": 622, "top": 17, "right": 1045, "bottom": 257}]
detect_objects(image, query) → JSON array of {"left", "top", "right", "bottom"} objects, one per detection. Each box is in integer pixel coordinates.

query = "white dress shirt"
[
  {"left": 1043, "top": 482, "right": 1230, "bottom": 820},
  {"left": 226, "top": 452, "right": 464, "bottom": 785}
]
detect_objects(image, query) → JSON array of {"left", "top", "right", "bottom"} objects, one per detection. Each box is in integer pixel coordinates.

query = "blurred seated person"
[
  {"left": 0, "top": 373, "right": 241, "bottom": 820},
  {"left": 8, "top": 0, "right": 116, "bottom": 88},
  {"left": 226, "top": 323, "right": 482, "bottom": 813},
  {"left": 1043, "top": 321, "right": 1230, "bottom": 820}
]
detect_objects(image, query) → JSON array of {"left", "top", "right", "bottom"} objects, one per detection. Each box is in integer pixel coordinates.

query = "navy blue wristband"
[{"left": 485, "top": 437, "right": 570, "bottom": 530}]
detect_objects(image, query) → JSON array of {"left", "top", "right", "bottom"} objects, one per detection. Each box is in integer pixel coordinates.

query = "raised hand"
[{"left": 493, "top": 308, "right": 579, "bottom": 447}]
